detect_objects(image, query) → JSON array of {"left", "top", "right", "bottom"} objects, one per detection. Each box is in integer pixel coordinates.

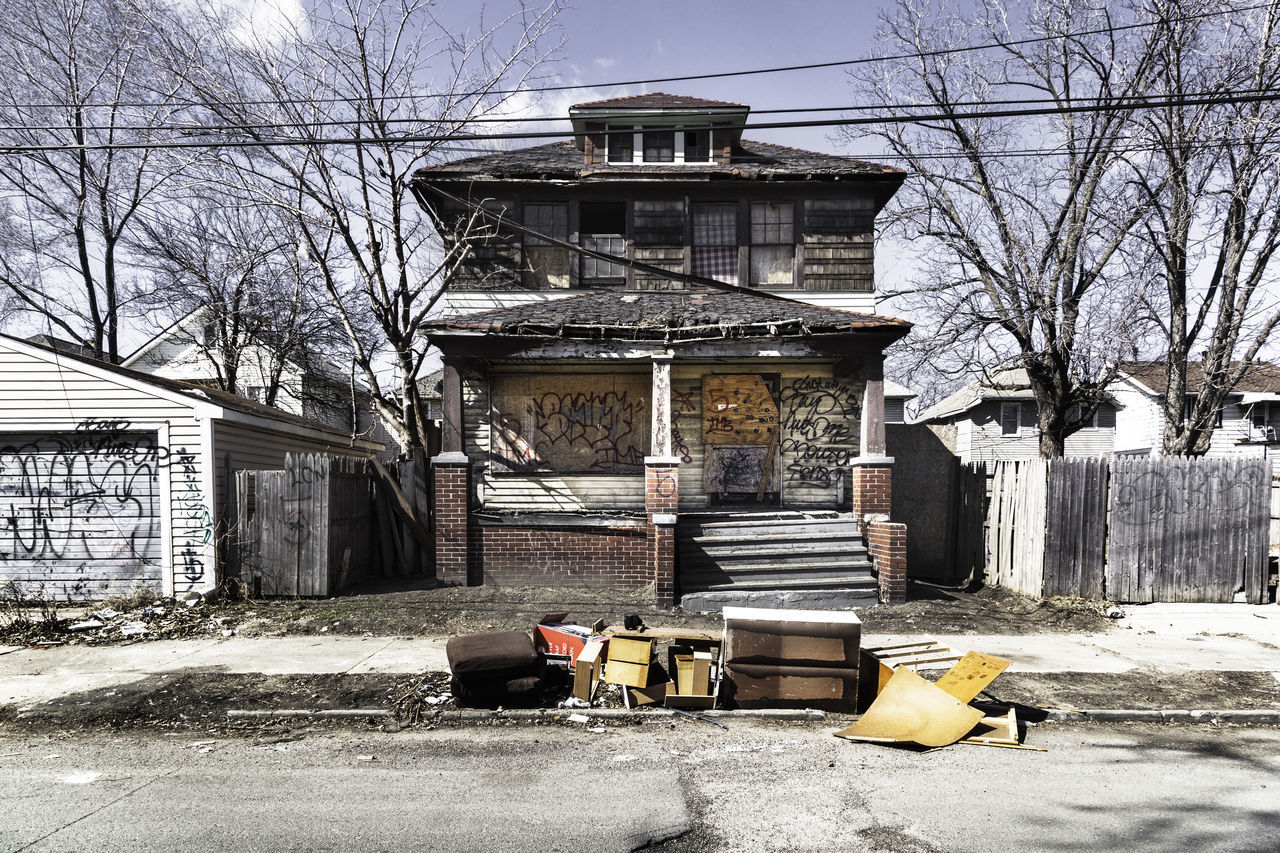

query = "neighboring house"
[
  {"left": 915, "top": 368, "right": 1117, "bottom": 464},
  {"left": 124, "top": 308, "right": 384, "bottom": 444},
  {"left": 1111, "top": 361, "right": 1280, "bottom": 457},
  {"left": 412, "top": 93, "right": 913, "bottom": 606},
  {"left": 884, "top": 380, "right": 915, "bottom": 425},
  {"left": 0, "top": 334, "right": 381, "bottom": 599}
]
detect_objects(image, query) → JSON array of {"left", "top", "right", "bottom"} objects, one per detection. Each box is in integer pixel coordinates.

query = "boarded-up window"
[
  {"left": 702, "top": 374, "right": 779, "bottom": 445},
  {"left": 634, "top": 200, "right": 685, "bottom": 245},
  {"left": 521, "top": 203, "right": 570, "bottom": 289},
  {"left": 490, "top": 374, "right": 650, "bottom": 473},
  {"left": 749, "top": 202, "right": 794, "bottom": 287},
  {"left": 692, "top": 203, "right": 738, "bottom": 285}
]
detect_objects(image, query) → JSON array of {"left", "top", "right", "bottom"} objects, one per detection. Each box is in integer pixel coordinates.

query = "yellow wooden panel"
[
  {"left": 702, "top": 374, "right": 778, "bottom": 446},
  {"left": 834, "top": 667, "right": 985, "bottom": 748},
  {"left": 933, "top": 651, "right": 1012, "bottom": 704}
]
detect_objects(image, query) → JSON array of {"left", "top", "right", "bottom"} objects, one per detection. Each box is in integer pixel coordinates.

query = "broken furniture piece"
[
  {"left": 836, "top": 649, "right": 1018, "bottom": 750},
  {"left": 856, "top": 638, "right": 964, "bottom": 712},
  {"left": 723, "top": 606, "right": 862, "bottom": 711},
  {"left": 572, "top": 640, "right": 606, "bottom": 702},
  {"left": 604, "top": 635, "right": 655, "bottom": 688},
  {"left": 534, "top": 613, "right": 610, "bottom": 668},
  {"left": 445, "top": 630, "right": 544, "bottom": 707}
]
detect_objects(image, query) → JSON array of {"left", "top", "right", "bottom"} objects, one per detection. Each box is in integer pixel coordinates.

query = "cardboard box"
[
  {"left": 572, "top": 640, "right": 606, "bottom": 702},
  {"left": 533, "top": 614, "right": 609, "bottom": 665},
  {"left": 665, "top": 646, "right": 722, "bottom": 709},
  {"left": 604, "top": 636, "right": 653, "bottom": 688},
  {"left": 723, "top": 606, "right": 861, "bottom": 668}
]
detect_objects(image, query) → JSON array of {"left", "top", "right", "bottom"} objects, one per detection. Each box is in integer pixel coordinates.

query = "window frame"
[
  {"left": 605, "top": 123, "right": 715, "bottom": 165},
  {"left": 1000, "top": 401, "right": 1023, "bottom": 436},
  {"left": 748, "top": 201, "right": 795, "bottom": 288}
]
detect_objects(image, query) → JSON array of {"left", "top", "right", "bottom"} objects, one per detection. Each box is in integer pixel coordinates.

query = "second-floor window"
[
  {"left": 580, "top": 201, "right": 626, "bottom": 285},
  {"left": 750, "top": 202, "right": 794, "bottom": 287},
  {"left": 522, "top": 202, "right": 570, "bottom": 288},
  {"left": 607, "top": 126, "right": 714, "bottom": 164},
  {"left": 692, "top": 203, "right": 738, "bottom": 285}
]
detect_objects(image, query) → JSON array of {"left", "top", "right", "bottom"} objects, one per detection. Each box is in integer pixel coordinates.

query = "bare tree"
[
  {"left": 850, "top": 0, "right": 1164, "bottom": 456},
  {"left": 129, "top": 177, "right": 353, "bottom": 414},
  {"left": 150, "top": 0, "right": 563, "bottom": 455},
  {"left": 0, "top": 0, "right": 191, "bottom": 361},
  {"left": 1129, "top": 0, "right": 1280, "bottom": 454}
]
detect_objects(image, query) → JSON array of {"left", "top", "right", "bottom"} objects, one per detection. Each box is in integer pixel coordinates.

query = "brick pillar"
[
  {"left": 867, "top": 520, "right": 907, "bottom": 604},
  {"left": 432, "top": 452, "right": 470, "bottom": 585},
  {"left": 851, "top": 458, "right": 894, "bottom": 520},
  {"left": 646, "top": 456, "right": 680, "bottom": 607}
]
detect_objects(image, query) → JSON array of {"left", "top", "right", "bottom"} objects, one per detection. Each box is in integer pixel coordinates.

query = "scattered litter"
[
  {"left": 181, "top": 591, "right": 204, "bottom": 608},
  {"left": 558, "top": 697, "right": 590, "bottom": 709},
  {"left": 612, "top": 754, "right": 638, "bottom": 762},
  {"left": 671, "top": 708, "right": 727, "bottom": 730},
  {"left": 61, "top": 771, "right": 103, "bottom": 785},
  {"left": 1106, "top": 607, "right": 1124, "bottom": 619},
  {"left": 567, "top": 713, "right": 591, "bottom": 724},
  {"left": 92, "top": 608, "right": 121, "bottom": 620},
  {"left": 118, "top": 623, "right": 148, "bottom": 637},
  {"left": 68, "top": 620, "right": 105, "bottom": 632},
  {"left": 356, "top": 755, "right": 375, "bottom": 761},
  {"left": 587, "top": 726, "right": 606, "bottom": 733}
]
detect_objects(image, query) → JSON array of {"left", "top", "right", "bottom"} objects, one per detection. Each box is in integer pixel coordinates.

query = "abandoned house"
[{"left": 412, "top": 93, "right": 912, "bottom": 607}]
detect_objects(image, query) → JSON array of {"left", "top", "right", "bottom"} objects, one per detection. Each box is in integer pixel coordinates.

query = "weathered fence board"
[
  {"left": 236, "top": 454, "right": 378, "bottom": 596},
  {"left": 1042, "top": 458, "right": 1107, "bottom": 598},
  {"left": 1107, "top": 456, "right": 1269, "bottom": 603},
  {"left": 973, "top": 455, "right": 1269, "bottom": 604},
  {"left": 986, "top": 460, "right": 1048, "bottom": 596}
]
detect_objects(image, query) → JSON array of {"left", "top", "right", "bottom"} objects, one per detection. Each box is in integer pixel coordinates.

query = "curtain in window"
[{"left": 692, "top": 203, "right": 737, "bottom": 285}]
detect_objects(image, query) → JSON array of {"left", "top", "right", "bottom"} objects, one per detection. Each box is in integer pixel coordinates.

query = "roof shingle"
[
  {"left": 570, "top": 93, "right": 747, "bottom": 110},
  {"left": 423, "top": 290, "right": 910, "bottom": 343}
]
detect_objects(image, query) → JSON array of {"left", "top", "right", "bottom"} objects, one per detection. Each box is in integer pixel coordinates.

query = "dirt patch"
[
  {"left": 855, "top": 581, "right": 1112, "bottom": 635},
  {"left": 1, "top": 579, "right": 1110, "bottom": 649},
  {"left": 984, "top": 670, "right": 1280, "bottom": 713}
]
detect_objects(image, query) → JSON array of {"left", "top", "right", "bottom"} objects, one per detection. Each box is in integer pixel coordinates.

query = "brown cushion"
[{"left": 447, "top": 631, "right": 541, "bottom": 676}]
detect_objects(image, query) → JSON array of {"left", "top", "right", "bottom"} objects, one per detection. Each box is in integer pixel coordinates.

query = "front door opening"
[{"left": 701, "top": 373, "right": 781, "bottom": 506}]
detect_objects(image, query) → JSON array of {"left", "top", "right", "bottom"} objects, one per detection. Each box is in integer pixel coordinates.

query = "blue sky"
[{"left": 444, "top": 0, "right": 888, "bottom": 155}]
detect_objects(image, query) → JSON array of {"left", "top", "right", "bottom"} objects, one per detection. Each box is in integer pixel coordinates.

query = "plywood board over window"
[
  {"left": 702, "top": 374, "right": 779, "bottom": 446},
  {"left": 490, "top": 373, "right": 650, "bottom": 474}
]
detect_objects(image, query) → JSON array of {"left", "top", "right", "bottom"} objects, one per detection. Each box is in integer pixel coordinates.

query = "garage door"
[{"left": 0, "top": 431, "right": 163, "bottom": 598}]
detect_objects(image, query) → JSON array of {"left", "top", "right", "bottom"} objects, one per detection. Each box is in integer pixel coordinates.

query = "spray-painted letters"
[{"left": 779, "top": 377, "right": 861, "bottom": 487}]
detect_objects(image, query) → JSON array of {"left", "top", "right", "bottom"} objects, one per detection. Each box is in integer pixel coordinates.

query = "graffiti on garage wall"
[{"left": 0, "top": 418, "right": 212, "bottom": 593}]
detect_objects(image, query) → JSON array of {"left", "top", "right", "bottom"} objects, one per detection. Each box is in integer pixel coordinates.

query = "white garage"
[{"left": 0, "top": 334, "right": 381, "bottom": 599}]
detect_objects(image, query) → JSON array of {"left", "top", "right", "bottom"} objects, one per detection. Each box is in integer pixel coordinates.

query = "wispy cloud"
[{"left": 593, "top": 57, "right": 618, "bottom": 70}]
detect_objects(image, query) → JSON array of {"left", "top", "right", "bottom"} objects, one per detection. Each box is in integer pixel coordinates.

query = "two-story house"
[
  {"left": 1111, "top": 360, "right": 1280, "bottom": 459},
  {"left": 412, "top": 94, "right": 912, "bottom": 607},
  {"left": 915, "top": 368, "right": 1118, "bottom": 463}
]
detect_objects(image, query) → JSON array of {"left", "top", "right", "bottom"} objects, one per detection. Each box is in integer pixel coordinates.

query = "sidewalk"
[{"left": 2, "top": 602, "right": 1278, "bottom": 719}]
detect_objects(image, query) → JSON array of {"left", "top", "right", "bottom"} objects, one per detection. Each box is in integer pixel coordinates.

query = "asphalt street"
[{"left": 2, "top": 720, "right": 1277, "bottom": 853}]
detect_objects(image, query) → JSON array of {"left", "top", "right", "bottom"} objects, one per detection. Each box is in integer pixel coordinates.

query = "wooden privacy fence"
[
  {"left": 233, "top": 451, "right": 434, "bottom": 596},
  {"left": 976, "top": 456, "right": 1270, "bottom": 604}
]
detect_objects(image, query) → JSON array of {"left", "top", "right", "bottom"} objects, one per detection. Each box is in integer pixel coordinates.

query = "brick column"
[
  {"left": 645, "top": 456, "right": 680, "bottom": 607},
  {"left": 867, "top": 520, "right": 907, "bottom": 604},
  {"left": 432, "top": 452, "right": 470, "bottom": 585},
  {"left": 851, "top": 457, "right": 894, "bottom": 520}
]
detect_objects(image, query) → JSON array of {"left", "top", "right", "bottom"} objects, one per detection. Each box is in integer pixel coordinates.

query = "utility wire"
[
  {"left": 0, "top": 1, "right": 1271, "bottom": 111},
  {"left": 2, "top": 89, "right": 1278, "bottom": 154},
  {"left": 6, "top": 86, "right": 1280, "bottom": 136}
]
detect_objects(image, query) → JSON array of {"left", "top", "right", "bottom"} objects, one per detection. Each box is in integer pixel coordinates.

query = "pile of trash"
[{"left": 0, "top": 591, "right": 242, "bottom": 646}]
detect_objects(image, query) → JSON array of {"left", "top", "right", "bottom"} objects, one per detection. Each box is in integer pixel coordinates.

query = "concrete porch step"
[{"left": 680, "top": 573, "right": 877, "bottom": 593}]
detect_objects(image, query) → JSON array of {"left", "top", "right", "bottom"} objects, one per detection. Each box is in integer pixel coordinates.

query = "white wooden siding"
[
  {"left": 960, "top": 400, "right": 1117, "bottom": 462},
  {"left": 0, "top": 345, "right": 211, "bottom": 597}
]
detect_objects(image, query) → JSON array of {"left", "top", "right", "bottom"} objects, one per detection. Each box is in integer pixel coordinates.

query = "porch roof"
[{"left": 422, "top": 290, "right": 911, "bottom": 344}]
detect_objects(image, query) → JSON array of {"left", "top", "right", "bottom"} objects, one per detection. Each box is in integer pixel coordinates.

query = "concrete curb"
[
  {"left": 223, "top": 707, "right": 1280, "bottom": 725},
  {"left": 1040, "top": 708, "right": 1280, "bottom": 725}
]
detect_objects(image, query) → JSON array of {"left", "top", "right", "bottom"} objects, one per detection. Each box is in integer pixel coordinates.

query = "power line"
[
  {"left": 6, "top": 86, "right": 1280, "bottom": 137},
  {"left": 2, "top": 89, "right": 1278, "bottom": 154},
  {"left": 0, "top": 1, "right": 1271, "bottom": 112}
]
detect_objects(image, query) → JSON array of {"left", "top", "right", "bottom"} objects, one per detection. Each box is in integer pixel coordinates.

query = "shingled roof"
[
  {"left": 571, "top": 93, "right": 747, "bottom": 110},
  {"left": 423, "top": 290, "right": 910, "bottom": 343},
  {"left": 416, "top": 139, "right": 903, "bottom": 181},
  {"left": 1120, "top": 360, "right": 1280, "bottom": 395}
]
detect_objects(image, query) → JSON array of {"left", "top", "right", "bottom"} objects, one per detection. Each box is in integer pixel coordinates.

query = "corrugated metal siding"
[{"left": 0, "top": 346, "right": 210, "bottom": 597}]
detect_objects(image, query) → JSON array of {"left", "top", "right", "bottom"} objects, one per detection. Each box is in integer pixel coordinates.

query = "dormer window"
[
  {"left": 605, "top": 125, "right": 714, "bottom": 165},
  {"left": 643, "top": 130, "right": 674, "bottom": 162}
]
